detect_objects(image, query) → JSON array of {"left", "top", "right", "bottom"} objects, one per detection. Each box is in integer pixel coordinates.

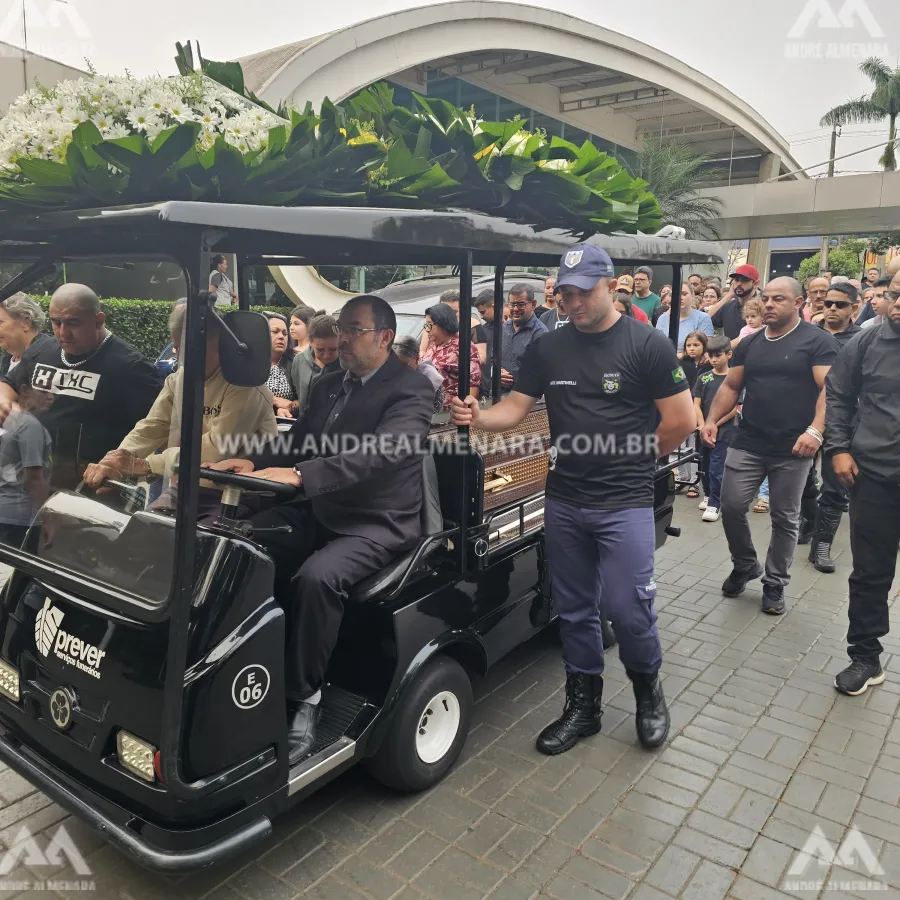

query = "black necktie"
[{"left": 323, "top": 375, "right": 361, "bottom": 433}]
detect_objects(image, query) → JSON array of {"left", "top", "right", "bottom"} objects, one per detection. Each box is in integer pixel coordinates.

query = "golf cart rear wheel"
[{"left": 367, "top": 655, "right": 472, "bottom": 792}]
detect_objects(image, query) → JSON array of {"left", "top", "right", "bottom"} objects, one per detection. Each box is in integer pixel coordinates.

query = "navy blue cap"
[{"left": 555, "top": 244, "right": 615, "bottom": 292}]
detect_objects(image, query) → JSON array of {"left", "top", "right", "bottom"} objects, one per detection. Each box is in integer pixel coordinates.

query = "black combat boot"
[
  {"left": 808, "top": 506, "right": 842, "bottom": 573},
  {"left": 601, "top": 620, "right": 617, "bottom": 651},
  {"left": 627, "top": 670, "right": 670, "bottom": 749},
  {"left": 797, "top": 516, "right": 815, "bottom": 546},
  {"left": 536, "top": 673, "right": 603, "bottom": 756}
]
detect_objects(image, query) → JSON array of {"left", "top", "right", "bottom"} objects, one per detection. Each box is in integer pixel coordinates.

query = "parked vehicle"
[{"left": 0, "top": 202, "right": 721, "bottom": 871}]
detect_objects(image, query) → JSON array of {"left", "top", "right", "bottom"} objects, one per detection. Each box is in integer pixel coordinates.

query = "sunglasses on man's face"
[
  {"left": 823, "top": 300, "right": 852, "bottom": 310},
  {"left": 508, "top": 301, "right": 530, "bottom": 309}
]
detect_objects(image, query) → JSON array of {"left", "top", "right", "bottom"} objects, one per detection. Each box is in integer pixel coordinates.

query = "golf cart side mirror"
[{"left": 215, "top": 307, "right": 271, "bottom": 387}]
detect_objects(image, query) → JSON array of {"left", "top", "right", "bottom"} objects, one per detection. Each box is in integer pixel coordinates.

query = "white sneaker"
[
  {"left": 702, "top": 506, "right": 720, "bottom": 522},
  {"left": 698, "top": 499, "right": 708, "bottom": 510}
]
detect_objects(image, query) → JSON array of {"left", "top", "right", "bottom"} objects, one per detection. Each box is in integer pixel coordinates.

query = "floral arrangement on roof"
[
  {"left": 0, "top": 41, "right": 661, "bottom": 236},
  {"left": 0, "top": 72, "right": 282, "bottom": 169}
]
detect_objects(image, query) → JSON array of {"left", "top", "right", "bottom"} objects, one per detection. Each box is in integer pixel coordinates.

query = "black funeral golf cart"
[{"left": 0, "top": 202, "right": 722, "bottom": 871}]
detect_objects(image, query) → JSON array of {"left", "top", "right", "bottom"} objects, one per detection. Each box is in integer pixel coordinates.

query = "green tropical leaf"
[{"left": 15, "top": 158, "right": 74, "bottom": 187}]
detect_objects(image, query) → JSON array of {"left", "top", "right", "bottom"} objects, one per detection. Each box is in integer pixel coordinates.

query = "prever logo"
[
  {"left": 34, "top": 598, "right": 106, "bottom": 679},
  {"left": 35, "top": 598, "right": 63, "bottom": 657}
]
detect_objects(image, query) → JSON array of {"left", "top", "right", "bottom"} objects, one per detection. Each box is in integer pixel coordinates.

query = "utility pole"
[{"left": 819, "top": 124, "right": 840, "bottom": 276}]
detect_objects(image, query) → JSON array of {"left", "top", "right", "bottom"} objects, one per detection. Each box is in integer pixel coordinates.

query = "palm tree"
[
  {"left": 821, "top": 58, "right": 900, "bottom": 172},
  {"left": 625, "top": 135, "right": 724, "bottom": 240}
]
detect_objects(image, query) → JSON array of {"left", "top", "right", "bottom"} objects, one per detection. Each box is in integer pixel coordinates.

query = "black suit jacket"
[{"left": 250, "top": 353, "right": 434, "bottom": 553}]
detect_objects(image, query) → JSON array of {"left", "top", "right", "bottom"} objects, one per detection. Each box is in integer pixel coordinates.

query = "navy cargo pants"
[{"left": 544, "top": 498, "right": 662, "bottom": 676}]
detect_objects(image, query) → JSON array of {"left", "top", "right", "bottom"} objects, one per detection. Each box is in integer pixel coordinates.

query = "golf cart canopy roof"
[{"left": 0, "top": 202, "right": 725, "bottom": 268}]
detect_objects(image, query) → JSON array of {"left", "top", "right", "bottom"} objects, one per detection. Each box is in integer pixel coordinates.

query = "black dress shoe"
[
  {"left": 721, "top": 561, "right": 764, "bottom": 597},
  {"left": 287, "top": 701, "right": 321, "bottom": 766},
  {"left": 627, "top": 670, "right": 670, "bottom": 749},
  {"left": 536, "top": 673, "right": 603, "bottom": 756}
]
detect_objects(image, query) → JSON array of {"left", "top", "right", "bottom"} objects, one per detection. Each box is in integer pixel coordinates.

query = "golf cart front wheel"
[{"left": 366, "top": 655, "right": 472, "bottom": 792}]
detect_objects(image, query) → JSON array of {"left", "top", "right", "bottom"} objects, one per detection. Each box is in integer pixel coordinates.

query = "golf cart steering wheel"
[{"left": 196, "top": 467, "right": 299, "bottom": 498}]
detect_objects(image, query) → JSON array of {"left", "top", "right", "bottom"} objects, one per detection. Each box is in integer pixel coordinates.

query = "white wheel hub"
[{"left": 415, "top": 690, "right": 460, "bottom": 764}]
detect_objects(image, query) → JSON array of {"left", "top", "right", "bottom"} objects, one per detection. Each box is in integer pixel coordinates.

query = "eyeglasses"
[
  {"left": 823, "top": 300, "right": 852, "bottom": 310},
  {"left": 337, "top": 324, "right": 379, "bottom": 338},
  {"left": 423, "top": 322, "right": 434, "bottom": 332},
  {"left": 508, "top": 301, "right": 530, "bottom": 309}
]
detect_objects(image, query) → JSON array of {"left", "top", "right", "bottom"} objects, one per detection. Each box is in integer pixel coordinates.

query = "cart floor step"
[{"left": 310, "top": 685, "right": 367, "bottom": 757}]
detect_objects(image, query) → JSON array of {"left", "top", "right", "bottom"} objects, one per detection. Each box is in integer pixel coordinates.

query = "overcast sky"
[{"left": 3, "top": 0, "right": 898, "bottom": 174}]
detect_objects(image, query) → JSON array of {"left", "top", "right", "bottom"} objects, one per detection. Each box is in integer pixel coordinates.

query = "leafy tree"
[
  {"left": 796, "top": 247, "right": 863, "bottom": 284},
  {"left": 866, "top": 231, "right": 900, "bottom": 255},
  {"left": 624, "top": 135, "right": 724, "bottom": 240},
  {"left": 821, "top": 58, "right": 900, "bottom": 171}
]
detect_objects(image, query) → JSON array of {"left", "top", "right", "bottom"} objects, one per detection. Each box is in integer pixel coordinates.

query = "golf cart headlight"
[
  {"left": 117, "top": 731, "right": 156, "bottom": 782},
  {"left": 0, "top": 660, "right": 20, "bottom": 702}
]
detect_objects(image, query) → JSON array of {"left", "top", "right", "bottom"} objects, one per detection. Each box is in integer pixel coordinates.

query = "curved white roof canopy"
[{"left": 236, "top": 1, "right": 803, "bottom": 187}]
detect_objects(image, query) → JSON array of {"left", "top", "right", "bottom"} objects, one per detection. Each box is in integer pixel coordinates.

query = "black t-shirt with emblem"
[
  {"left": 1, "top": 334, "right": 161, "bottom": 467},
  {"left": 730, "top": 321, "right": 838, "bottom": 457},
  {"left": 692, "top": 371, "right": 738, "bottom": 439},
  {"left": 514, "top": 315, "right": 689, "bottom": 509}
]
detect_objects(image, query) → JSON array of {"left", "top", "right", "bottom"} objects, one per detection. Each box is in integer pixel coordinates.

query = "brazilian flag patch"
[{"left": 672, "top": 367, "right": 686, "bottom": 384}]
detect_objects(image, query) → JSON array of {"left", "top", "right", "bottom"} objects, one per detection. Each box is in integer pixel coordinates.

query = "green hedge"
[{"left": 31, "top": 296, "right": 291, "bottom": 361}]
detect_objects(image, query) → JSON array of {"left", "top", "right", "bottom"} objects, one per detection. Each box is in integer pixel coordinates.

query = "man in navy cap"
[{"left": 452, "top": 243, "right": 696, "bottom": 754}]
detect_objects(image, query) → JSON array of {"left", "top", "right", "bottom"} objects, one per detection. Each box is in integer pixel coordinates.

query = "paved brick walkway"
[{"left": 2, "top": 496, "right": 899, "bottom": 900}]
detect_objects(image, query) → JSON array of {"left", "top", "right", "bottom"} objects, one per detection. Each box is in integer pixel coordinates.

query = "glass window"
[{"left": 0, "top": 254, "right": 195, "bottom": 607}]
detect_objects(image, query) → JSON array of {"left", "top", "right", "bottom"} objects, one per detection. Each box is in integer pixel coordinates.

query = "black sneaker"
[
  {"left": 722, "top": 561, "right": 764, "bottom": 597},
  {"left": 761, "top": 584, "right": 785, "bottom": 615},
  {"left": 835, "top": 659, "right": 885, "bottom": 696}
]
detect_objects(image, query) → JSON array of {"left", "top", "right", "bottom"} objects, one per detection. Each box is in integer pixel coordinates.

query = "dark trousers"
[
  {"left": 544, "top": 498, "right": 661, "bottom": 677},
  {"left": 250, "top": 502, "right": 394, "bottom": 701},
  {"left": 814, "top": 453, "right": 850, "bottom": 542},
  {"left": 701, "top": 436, "right": 731, "bottom": 510},
  {"left": 847, "top": 473, "right": 900, "bottom": 663}
]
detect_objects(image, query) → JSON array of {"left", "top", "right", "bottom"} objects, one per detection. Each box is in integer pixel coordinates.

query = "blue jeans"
[
  {"left": 758, "top": 477, "right": 769, "bottom": 501},
  {"left": 701, "top": 435, "right": 732, "bottom": 509},
  {"left": 544, "top": 498, "right": 661, "bottom": 677}
]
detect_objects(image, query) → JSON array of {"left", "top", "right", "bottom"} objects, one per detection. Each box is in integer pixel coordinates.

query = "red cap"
[{"left": 729, "top": 264, "right": 760, "bottom": 281}]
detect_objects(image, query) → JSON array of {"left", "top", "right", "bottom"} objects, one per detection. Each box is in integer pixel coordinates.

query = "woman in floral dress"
[{"left": 422, "top": 303, "right": 481, "bottom": 408}]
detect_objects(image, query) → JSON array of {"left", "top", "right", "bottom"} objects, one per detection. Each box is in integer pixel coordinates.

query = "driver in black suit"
[{"left": 213, "top": 295, "right": 434, "bottom": 762}]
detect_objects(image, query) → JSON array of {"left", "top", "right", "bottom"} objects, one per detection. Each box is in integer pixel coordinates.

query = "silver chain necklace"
[
  {"left": 60, "top": 332, "right": 112, "bottom": 368},
  {"left": 764, "top": 319, "right": 800, "bottom": 342}
]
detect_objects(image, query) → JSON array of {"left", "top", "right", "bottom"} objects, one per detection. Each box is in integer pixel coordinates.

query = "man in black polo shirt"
[
  {"left": 703, "top": 277, "right": 838, "bottom": 615},
  {"left": 709, "top": 265, "right": 760, "bottom": 340},
  {"left": 805, "top": 282, "right": 862, "bottom": 571},
  {"left": 451, "top": 244, "right": 696, "bottom": 755},
  {"left": 825, "top": 281, "right": 900, "bottom": 695}
]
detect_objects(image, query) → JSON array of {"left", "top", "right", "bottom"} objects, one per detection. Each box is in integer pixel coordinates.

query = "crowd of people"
[{"left": 0, "top": 243, "right": 897, "bottom": 763}]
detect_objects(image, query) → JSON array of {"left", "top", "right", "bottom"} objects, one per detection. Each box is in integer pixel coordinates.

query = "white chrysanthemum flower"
[
  {"left": 127, "top": 108, "right": 160, "bottom": 132},
  {"left": 102, "top": 123, "right": 131, "bottom": 140}
]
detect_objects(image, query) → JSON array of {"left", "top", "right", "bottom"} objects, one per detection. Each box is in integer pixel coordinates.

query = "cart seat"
[{"left": 349, "top": 454, "right": 443, "bottom": 603}]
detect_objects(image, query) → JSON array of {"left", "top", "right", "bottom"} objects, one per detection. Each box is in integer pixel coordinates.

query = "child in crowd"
[
  {"left": 694, "top": 336, "right": 739, "bottom": 522},
  {"left": 679, "top": 330, "right": 711, "bottom": 389},
  {"left": 679, "top": 330, "right": 711, "bottom": 498},
  {"left": 732, "top": 298, "right": 764, "bottom": 346}
]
